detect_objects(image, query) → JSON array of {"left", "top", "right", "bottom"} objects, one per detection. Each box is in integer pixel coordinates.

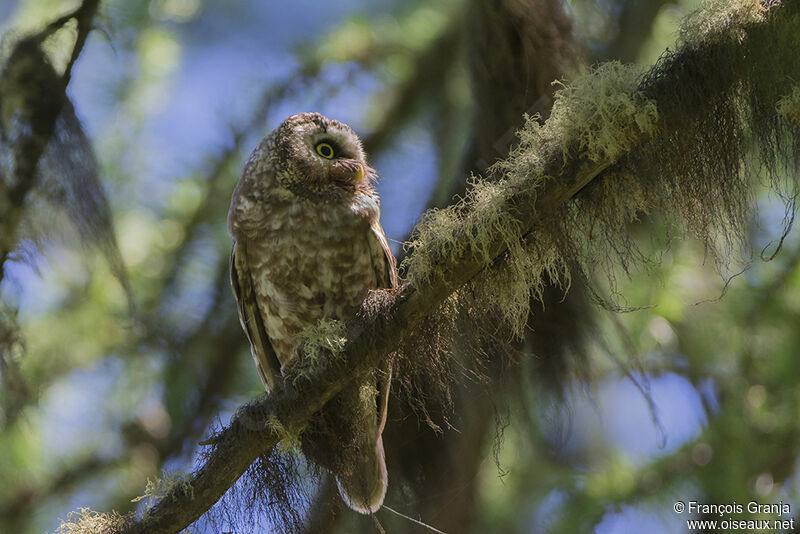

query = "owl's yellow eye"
[{"left": 315, "top": 142, "right": 335, "bottom": 159}]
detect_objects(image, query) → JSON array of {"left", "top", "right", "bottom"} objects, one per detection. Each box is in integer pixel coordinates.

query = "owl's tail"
[{"left": 334, "top": 434, "right": 388, "bottom": 514}]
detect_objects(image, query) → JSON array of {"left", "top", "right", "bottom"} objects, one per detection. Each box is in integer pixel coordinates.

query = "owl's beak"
[
  {"left": 353, "top": 163, "right": 364, "bottom": 183},
  {"left": 353, "top": 162, "right": 379, "bottom": 184},
  {"left": 332, "top": 159, "right": 368, "bottom": 186}
]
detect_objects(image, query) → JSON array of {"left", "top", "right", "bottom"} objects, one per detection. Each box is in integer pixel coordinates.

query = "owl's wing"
[
  {"left": 230, "top": 240, "right": 282, "bottom": 391},
  {"left": 367, "top": 220, "right": 397, "bottom": 441},
  {"left": 369, "top": 220, "right": 398, "bottom": 290}
]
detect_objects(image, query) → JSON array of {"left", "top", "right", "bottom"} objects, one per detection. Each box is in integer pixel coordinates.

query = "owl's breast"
[{"left": 246, "top": 195, "right": 380, "bottom": 365}]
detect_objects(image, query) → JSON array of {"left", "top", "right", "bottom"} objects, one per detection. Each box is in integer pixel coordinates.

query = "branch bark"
[{"left": 118, "top": 2, "right": 796, "bottom": 532}]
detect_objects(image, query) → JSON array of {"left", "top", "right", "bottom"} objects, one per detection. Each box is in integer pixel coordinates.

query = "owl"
[{"left": 227, "top": 112, "right": 397, "bottom": 515}]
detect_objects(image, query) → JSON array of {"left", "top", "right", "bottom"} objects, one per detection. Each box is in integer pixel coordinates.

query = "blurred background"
[{"left": 1, "top": 0, "right": 799, "bottom": 532}]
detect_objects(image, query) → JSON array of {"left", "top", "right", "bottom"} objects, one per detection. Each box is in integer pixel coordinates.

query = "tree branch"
[
  {"left": 0, "top": 0, "right": 100, "bottom": 281},
  {"left": 117, "top": 2, "right": 798, "bottom": 532},
  {"left": 384, "top": 1, "right": 586, "bottom": 530}
]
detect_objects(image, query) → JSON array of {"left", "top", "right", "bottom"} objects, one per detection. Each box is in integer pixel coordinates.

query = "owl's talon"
[
  {"left": 280, "top": 359, "right": 295, "bottom": 378},
  {"left": 279, "top": 344, "right": 305, "bottom": 378}
]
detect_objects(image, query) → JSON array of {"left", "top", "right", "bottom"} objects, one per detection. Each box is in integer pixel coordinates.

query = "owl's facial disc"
[
  {"left": 306, "top": 130, "right": 367, "bottom": 187},
  {"left": 273, "top": 113, "right": 375, "bottom": 198}
]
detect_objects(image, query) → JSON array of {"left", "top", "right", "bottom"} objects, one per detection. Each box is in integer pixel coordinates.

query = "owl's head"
[{"left": 271, "top": 112, "right": 375, "bottom": 200}]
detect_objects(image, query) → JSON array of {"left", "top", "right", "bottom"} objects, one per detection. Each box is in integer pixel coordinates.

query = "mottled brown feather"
[{"left": 230, "top": 241, "right": 282, "bottom": 390}]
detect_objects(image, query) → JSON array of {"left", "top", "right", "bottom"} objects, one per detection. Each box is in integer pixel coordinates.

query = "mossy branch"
[{"left": 109, "top": 1, "right": 800, "bottom": 532}]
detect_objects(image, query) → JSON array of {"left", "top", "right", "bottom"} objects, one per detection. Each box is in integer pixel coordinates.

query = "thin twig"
[{"left": 383, "top": 505, "right": 448, "bottom": 534}]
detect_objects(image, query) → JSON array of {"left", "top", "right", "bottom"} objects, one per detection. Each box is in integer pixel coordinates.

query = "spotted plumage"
[{"left": 228, "top": 112, "right": 397, "bottom": 514}]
